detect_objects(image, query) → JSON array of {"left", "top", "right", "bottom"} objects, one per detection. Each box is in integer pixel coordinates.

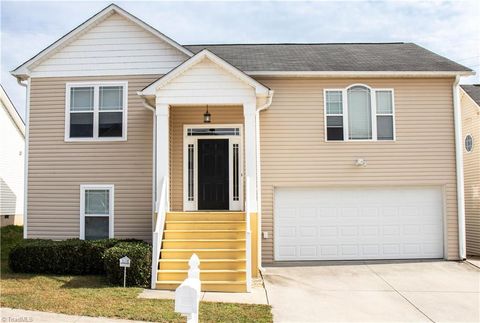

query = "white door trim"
[{"left": 183, "top": 124, "right": 243, "bottom": 211}]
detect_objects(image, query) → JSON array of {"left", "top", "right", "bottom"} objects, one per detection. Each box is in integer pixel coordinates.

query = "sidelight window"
[
  {"left": 187, "top": 144, "right": 194, "bottom": 201},
  {"left": 233, "top": 143, "right": 239, "bottom": 201}
]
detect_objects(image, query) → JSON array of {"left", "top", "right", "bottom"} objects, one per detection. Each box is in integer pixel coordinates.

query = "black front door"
[{"left": 198, "top": 139, "right": 229, "bottom": 210}]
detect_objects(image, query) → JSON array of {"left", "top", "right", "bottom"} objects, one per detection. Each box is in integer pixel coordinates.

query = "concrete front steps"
[{"left": 155, "top": 212, "right": 247, "bottom": 292}]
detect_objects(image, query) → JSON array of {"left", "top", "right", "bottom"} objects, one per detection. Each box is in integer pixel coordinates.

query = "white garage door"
[{"left": 274, "top": 187, "right": 444, "bottom": 261}]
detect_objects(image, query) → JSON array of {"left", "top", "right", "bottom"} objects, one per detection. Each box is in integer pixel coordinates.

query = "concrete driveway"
[{"left": 263, "top": 261, "right": 480, "bottom": 322}]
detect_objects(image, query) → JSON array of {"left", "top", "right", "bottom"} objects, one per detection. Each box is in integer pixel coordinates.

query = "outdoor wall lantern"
[
  {"left": 203, "top": 105, "right": 211, "bottom": 123},
  {"left": 354, "top": 158, "right": 368, "bottom": 167}
]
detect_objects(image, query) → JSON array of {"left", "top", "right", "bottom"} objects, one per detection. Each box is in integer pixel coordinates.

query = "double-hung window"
[
  {"left": 325, "top": 91, "right": 344, "bottom": 140},
  {"left": 325, "top": 84, "right": 395, "bottom": 141},
  {"left": 375, "top": 90, "right": 395, "bottom": 140},
  {"left": 80, "top": 185, "right": 114, "bottom": 240},
  {"left": 66, "top": 82, "right": 127, "bottom": 141}
]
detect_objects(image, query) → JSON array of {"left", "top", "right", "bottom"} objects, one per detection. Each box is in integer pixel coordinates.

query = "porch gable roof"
[{"left": 138, "top": 49, "right": 271, "bottom": 98}]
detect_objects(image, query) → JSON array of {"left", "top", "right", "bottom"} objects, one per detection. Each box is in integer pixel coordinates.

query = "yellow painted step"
[
  {"left": 162, "top": 239, "right": 246, "bottom": 249},
  {"left": 156, "top": 281, "right": 247, "bottom": 293},
  {"left": 160, "top": 249, "right": 246, "bottom": 259},
  {"left": 165, "top": 221, "right": 246, "bottom": 230},
  {"left": 164, "top": 230, "right": 246, "bottom": 239},
  {"left": 158, "top": 259, "right": 246, "bottom": 270},
  {"left": 157, "top": 269, "right": 246, "bottom": 281},
  {"left": 166, "top": 212, "right": 245, "bottom": 221}
]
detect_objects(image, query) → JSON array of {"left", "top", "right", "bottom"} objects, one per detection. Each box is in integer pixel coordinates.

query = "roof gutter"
[
  {"left": 453, "top": 75, "right": 466, "bottom": 260},
  {"left": 245, "top": 71, "right": 475, "bottom": 78}
]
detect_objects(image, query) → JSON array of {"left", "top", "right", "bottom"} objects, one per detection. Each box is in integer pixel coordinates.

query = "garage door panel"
[
  {"left": 275, "top": 244, "right": 445, "bottom": 261},
  {"left": 321, "top": 245, "right": 338, "bottom": 256},
  {"left": 274, "top": 187, "right": 444, "bottom": 261},
  {"left": 278, "top": 246, "right": 296, "bottom": 258},
  {"left": 278, "top": 226, "right": 296, "bottom": 238},
  {"left": 320, "top": 226, "right": 338, "bottom": 237}
]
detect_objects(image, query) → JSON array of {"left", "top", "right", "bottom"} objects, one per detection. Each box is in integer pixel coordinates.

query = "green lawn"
[{"left": 0, "top": 226, "right": 272, "bottom": 322}]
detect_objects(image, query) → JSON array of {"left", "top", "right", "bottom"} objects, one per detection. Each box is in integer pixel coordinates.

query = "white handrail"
[
  {"left": 245, "top": 176, "right": 252, "bottom": 292},
  {"left": 151, "top": 176, "right": 167, "bottom": 289}
]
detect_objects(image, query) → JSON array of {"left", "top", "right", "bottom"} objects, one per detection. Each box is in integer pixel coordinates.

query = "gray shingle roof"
[
  {"left": 461, "top": 85, "right": 480, "bottom": 106},
  {"left": 184, "top": 43, "right": 472, "bottom": 73}
]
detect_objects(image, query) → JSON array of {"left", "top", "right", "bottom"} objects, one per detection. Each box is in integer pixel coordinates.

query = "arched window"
[
  {"left": 347, "top": 86, "right": 372, "bottom": 140},
  {"left": 324, "top": 84, "right": 395, "bottom": 141}
]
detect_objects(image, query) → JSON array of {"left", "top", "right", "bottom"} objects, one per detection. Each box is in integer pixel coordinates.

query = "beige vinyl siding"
[
  {"left": 257, "top": 77, "right": 460, "bottom": 262},
  {"left": 461, "top": 90, "right": 480, "bottom": 256},
  {"left": 30, "top": 13, "right": 188, "bottom": 78},
  {"left": 28, "top": 75, "right": 157, "bottom": 240},
  {"left": 169, "top": 106, "right": 244, "bottom": 211}
]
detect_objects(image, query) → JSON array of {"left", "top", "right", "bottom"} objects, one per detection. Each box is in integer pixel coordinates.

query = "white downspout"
[
  {"left": 255, "top": 90, "right": 274, "bottom": 272},
  {"left": 139, "top": 96, "right": 157, "bottom": 231},
  {"left": 453, "top": 76, "right": 466, "bottom": 260},
  {"left": 257, "top": 90, "right": 274, "bottom": 112},
  {"left": 140, "top": 97, "right": 155, "bottom": 112},
  {"left": 17, "top": 78, "right": 29, "bottom": 239}
]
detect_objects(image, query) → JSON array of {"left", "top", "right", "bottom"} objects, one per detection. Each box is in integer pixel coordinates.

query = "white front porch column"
[
  {"left": 155, "top": 104, "right": 169, "bottom": 211},
  {"left": 243, "top": 102, "right": 258, "bottom": 212}
]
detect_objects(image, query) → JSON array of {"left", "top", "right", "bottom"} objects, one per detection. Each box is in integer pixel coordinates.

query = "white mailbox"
[
  {"left": 175, "top": 254, "right": 201, "bottom": 323},
  {"left": 175, "top": 278, "right": 201, "bottom": 313}
]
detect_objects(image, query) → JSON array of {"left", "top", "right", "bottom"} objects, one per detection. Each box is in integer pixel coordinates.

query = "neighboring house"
[
  {"left": 0, "top": 85, "right": 25, "bottom": 226},
  {"left": 10, "top": 4, "right": 474, "bottom": 292},
  {"left": 460, "top": 85, "right": 480, "bottom": 256}
]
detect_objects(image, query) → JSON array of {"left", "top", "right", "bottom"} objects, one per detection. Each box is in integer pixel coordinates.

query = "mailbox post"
[{"left": 175, "top": 254, "right": 201, "bottom": 323}]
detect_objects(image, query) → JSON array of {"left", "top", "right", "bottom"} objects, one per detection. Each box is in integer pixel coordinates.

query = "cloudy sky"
[{"left": 1, "top": 0, "right": 479, "bottom": 119}]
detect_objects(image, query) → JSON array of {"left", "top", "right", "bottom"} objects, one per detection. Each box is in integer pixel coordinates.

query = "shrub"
[
  {"left": 87, "top": 238, "right": 144, "bottom": 274},
  {"left": 10, "top": 239, "right": 84, "bottom": 274},
  {"left": 103, "top": 242, "right": 152, "bottom": 287},
  {"left": 8, "top": 238, "right": 144, "bottom": 275}
]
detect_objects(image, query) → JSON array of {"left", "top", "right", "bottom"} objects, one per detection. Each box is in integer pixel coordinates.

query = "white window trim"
[
  {"left": 324, "top": 84, "right": 396, "bottom": 142},
  {"left": 183, "top": 124, "right": 244, "bottom": 212},
  {"left": 464, "top": 134, "right": 474, "bottom": 153},
  {"left": 323, "top": 88, "right": 346, "bottom": 141},
  {"left": 375, "top": 88, "right": 396, "bottom": 141},
  {"left": 65, "top": 81, "right": 128, "bottom": 142},
  {"left": 79, "top": 184, "right": 114, "bottom": 240}
]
